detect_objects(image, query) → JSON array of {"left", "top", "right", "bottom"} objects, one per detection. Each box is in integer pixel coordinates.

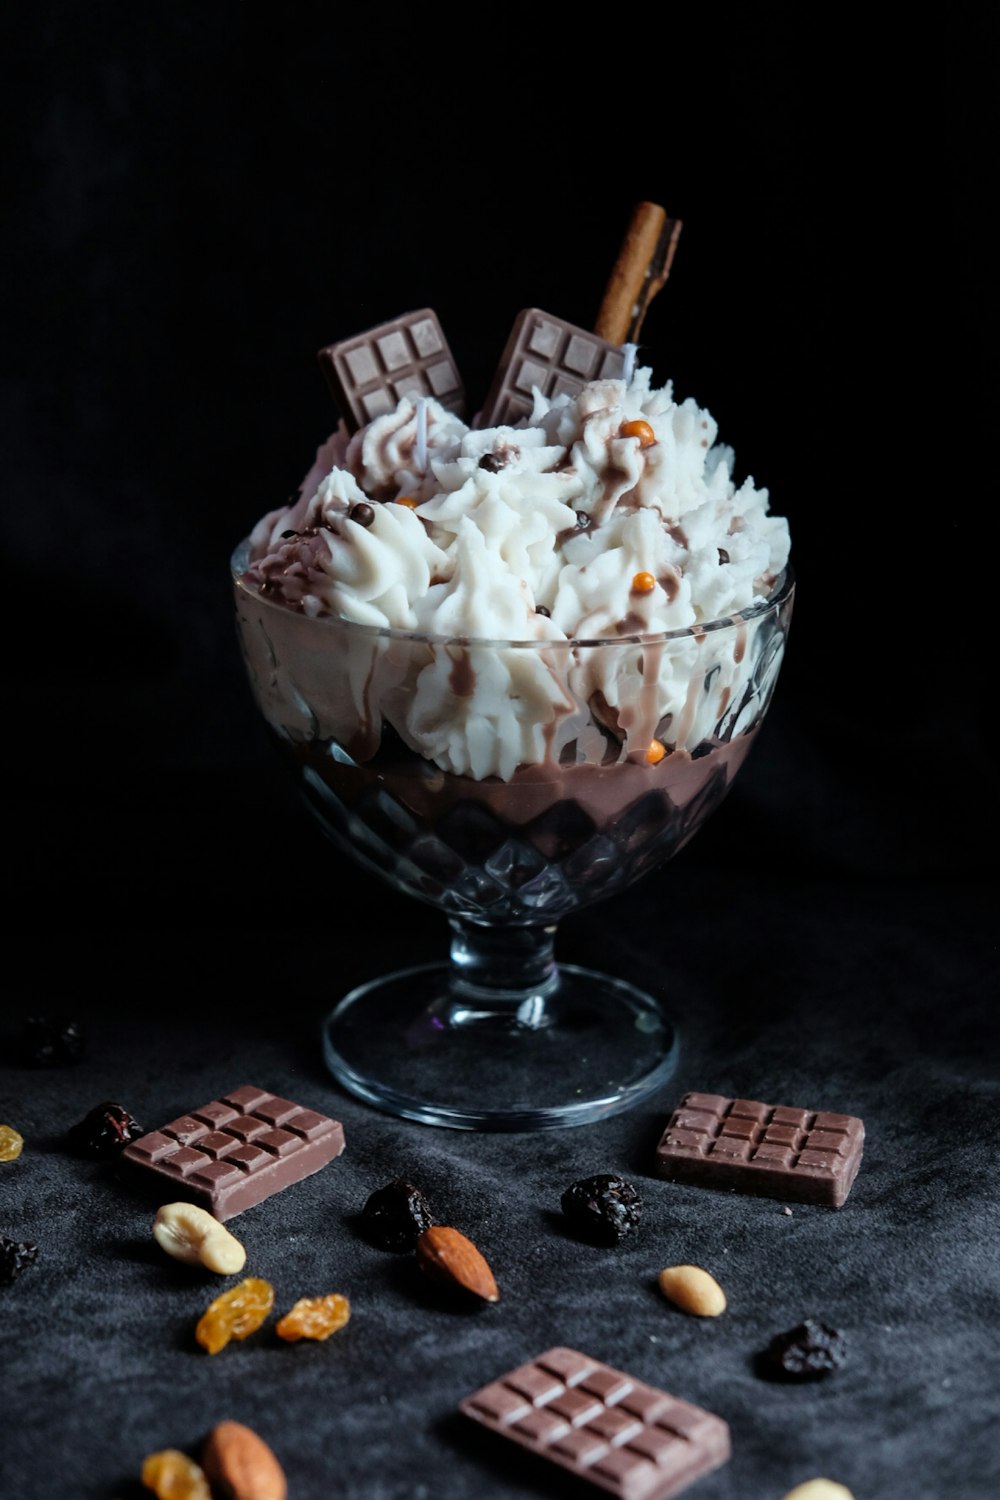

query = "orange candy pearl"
[
  {"left": 646, "top": 740, "right": 667, "bottom": 765},
  {"left": 394, "top": 495, "right": 420, "bottom": 508},
  {"left": 631, "top": 571, "right": 656, "bottom": 594},
  {"left": 621, "top": 419, "right": 656, "bottom": 447}
]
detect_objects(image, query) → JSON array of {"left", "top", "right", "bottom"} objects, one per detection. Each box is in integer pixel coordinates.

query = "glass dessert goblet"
[{"left": 232, "top": 542, "right": 794, "bottom": 1131}]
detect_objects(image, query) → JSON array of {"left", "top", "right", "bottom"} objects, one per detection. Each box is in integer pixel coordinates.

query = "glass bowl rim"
[{"left": 231, "top": 538, "right": 794, "bottom": 652}]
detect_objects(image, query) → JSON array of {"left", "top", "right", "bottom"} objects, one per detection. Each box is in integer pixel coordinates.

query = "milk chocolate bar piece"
[
  {"left": 317, "top": 308, "right": 464, "bottom": 431},
  {"left": 654, "top": 1092, "right": 864, "bottom": 1207},
  {"left": 119, "top": 1084, "right": 345, "bottom": 1221},
  {"left": 477, "top": 309, "right": 627, "bottom": 428},
  {"left": 460, "top": 1346, "right": 730, "bottom": 1499}
]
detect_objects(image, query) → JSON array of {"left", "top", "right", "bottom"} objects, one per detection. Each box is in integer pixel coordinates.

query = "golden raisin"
[
  {"left": 275, "top": 1292, "right": 351, "bottom": 1342},
  {"left": 194, "top": 1275, "right": 274, "bottom": 1354},
  {"left": 631, "top": 571, "right": 656, "bottom": 594},
  {"left": 621, "top": 419, "right": 656, "bottom": 447},
  {"left": 646, "top": 740, "right": 666, "bottom": 765},
  {"left": 0, "top": 1125, "right": 24, "bottom": 1162},
  {"left": 140, "top": 1448, "right": 212, "bottom": 1499}
]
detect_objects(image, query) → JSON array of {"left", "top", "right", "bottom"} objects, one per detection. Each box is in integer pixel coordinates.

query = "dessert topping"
[{"left": 621, "top": 418, "right": 656, "bottom": 446}]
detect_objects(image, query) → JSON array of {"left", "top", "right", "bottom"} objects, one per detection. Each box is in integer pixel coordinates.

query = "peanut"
[
  {"left": 780, "top": 1483, "right": 855, "bottom": 1500},
  {"left": 657, "top": 1264, "right": 727, "bottom": 1317},
  {"left": 153, "top": 1201, "right": 247, "bottom": 1274}
]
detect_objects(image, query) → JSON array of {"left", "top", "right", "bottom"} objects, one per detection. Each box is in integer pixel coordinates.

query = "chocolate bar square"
[
  {"left": 460, "top": 1346, "right": 730, "bottom": 1499},
  {"left": 477, "top": 309, "right": 627, "bottom": 427},
  {"left": 317, "top": 308, "right": 464, "bottom": 431},
  {"left": 120, "top": 1084, "right": 345, "bottom": 1220},
  {"left": 654, "top": 1091, "right": 864, "bottom": 1207}
]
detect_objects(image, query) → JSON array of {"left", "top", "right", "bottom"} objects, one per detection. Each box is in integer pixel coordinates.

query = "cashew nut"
[{"left": 153, "top": 1201, "right": 246, "bottom": 1274}]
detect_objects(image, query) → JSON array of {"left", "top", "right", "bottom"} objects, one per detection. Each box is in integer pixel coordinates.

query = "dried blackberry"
[
  {"left": 360, "top": 1178, "right": 435, "bottom": 1251},
  {"left": 19, "top": 1015, "right": 86, "bottom": 1066},
  {"left": 560, "top": 1173, "right": 642, "bottom": 1245},
  {"left": 760, "top": 1319, "right": 848, "bottom": 1381},
  {"left": 67, "top": 1101, "right": 142, "bottom": 1158},
  {"left": 0, "top": 1235, "right": 38, "bottom": 1286}
]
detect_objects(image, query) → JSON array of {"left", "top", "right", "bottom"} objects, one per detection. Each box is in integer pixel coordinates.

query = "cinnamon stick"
[{"left": 594, "top": 201, "right": 683, "bottom": 344}]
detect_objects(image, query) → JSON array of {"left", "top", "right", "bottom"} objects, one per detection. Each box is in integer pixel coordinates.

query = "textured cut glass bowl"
[{"left": 232, "top": 539, "right": 794, "bottom": 1130}]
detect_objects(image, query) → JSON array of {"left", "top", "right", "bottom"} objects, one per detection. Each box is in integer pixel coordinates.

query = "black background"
[
  {"left": 3, "top": 3, "right": 995, "bottom": 923},
  {"left": 1, "top": 8, "right": 998, "bottom": 1500}
]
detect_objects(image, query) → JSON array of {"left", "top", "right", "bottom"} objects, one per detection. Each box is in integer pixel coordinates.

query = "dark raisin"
[
  {"left": 66, "top": 1101, "right": 143, "bottom": 1158},
  {"left": 718, "top": 547, "right": 730, "bottom": 564},
  {"left": 0, "top": 1235, "right": 38, "bottom": 1286},
  {"left": 360, "top": 1178, "right": 435, "bottom": 1251},
  {"left": 560, "top": 1173, "right": 642, "bottom": 1245},
  {"left": 20, "top": 1016, "right": 86, "bottom": 1066},
  {"left": 759, "top": 1319, "right": 848, "bottom": 1381},
  {"left": 535, "top": 604, "right": 551, "bottom": 617},
  {"left": 574, "top": 511, "right": 592, "bottom": 529},
  {"left": 478, "top": 453, "right": 503, "bottom": 473}
]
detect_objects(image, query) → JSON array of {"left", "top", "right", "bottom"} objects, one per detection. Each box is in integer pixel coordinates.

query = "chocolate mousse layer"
[{"left": 281, "top": 727, "right": 756, "bottom": 922}]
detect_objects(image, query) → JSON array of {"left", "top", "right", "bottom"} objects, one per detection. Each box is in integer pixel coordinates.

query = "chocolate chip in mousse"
[{"left": 478, "top": 443, "right": 519, "bottom": 473}]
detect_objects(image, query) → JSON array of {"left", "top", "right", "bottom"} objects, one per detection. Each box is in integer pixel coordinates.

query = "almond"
[
  {"left": 415, "top": 1225, "right": 499, "bottom": 1303},
  {"left": 201, "top": 1421, "right": 287, "bottom": 1500}
]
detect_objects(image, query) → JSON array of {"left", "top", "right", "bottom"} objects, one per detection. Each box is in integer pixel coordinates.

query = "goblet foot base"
[{"left": 321, "top": 961, "right": 678, "bottom": 1131}]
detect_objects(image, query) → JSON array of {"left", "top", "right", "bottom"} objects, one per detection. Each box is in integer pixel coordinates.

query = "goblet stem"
[{"left": 446, "top": 918, "right": 558, "bottom": 1029}]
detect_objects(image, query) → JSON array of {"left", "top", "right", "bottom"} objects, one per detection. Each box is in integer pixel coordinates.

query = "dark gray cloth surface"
[{"left": 1, "top": 823, "right": 996, "bottom": 1500}]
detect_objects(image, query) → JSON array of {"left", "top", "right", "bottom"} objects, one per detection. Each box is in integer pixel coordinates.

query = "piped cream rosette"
[{"left": 240, "top": 372, "right": 790, "bottom": 781}]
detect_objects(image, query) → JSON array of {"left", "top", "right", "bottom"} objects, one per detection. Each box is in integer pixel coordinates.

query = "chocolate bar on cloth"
[
  {"left": 119, "top": 1084, "right": 345, "bottom": 1221},
  {"left": 317, "top": 308, "right": 465, "bottom": 431},
  {"left": 459, "top": 1346, "right": 730, "bottom": 1499},
  {"left": 654, "top": 1091, "right": 864, "bottom": 1208},
  {"left": 477, "top": 309, "right": 628, "bottom": 427}
]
